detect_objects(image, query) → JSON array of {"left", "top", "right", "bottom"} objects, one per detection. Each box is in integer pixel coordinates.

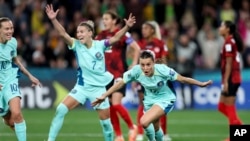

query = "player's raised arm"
[
  {"left": 45, "top": 4, "right": 73, "bottom": 46},
  {"left": 108, "top": 13, "right": 136, "bottom": 46}
]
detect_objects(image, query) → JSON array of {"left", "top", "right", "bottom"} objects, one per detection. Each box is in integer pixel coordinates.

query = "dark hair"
[
  {"left": 224, "top": 21, "right": 244, "bottom": 52},
  {"left": 140, "top": 50, "right": 155, "bottom": 62},
  {"left": 103, "top": 10, "right": 121, "bottom": 25},
  {"left": 0, "top": 17, "right": 11, "bottom": 28}
]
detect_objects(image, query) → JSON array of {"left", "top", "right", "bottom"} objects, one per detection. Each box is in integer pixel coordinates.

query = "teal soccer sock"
[
  {"left": 100, "top": 118, "right": 114, "bottom": 141},
  {"left": 48, "top": 103, "right": 68, "bottom": 141},
  {"left": 144, "top": 123, "right": 155, "bottom": 141},
  {"left": 14, "top": 120, "right": 26, "bottom": 141},
  {"left": 155, "top": 128, "right": 164, "bottom": 141}
]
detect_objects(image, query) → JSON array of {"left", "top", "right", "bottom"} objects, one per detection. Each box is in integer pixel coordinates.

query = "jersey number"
[{"left": 92, "top": 61, "right": 96, "bottom": 70}]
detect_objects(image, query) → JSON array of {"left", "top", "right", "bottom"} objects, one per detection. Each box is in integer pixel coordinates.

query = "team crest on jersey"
[
  {"left": 95, "top": 52, "right": 103, "bottom": 60},
  {"left": 169, "top": 69, "right": 175, "bottom": 76},
  {"left": 157, "top": 81, "right": 164, "bottom": 87},
  {"left": 10, "top": 50, "right": 15, "bottom": 57}
]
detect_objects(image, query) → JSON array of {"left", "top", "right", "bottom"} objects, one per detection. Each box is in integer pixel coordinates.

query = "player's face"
[
  {"left": 142, "top": 24, "right": 154, "bottom": 39},
  {"left": 76, "top": 26, "right": 92, "bottom": 44},
  {"left": 0, "top": 21, "right": 14, "bottom": 43},
  {"left": 102, "top": 14, "right": 116, "bottom": 30},
  {"left": 219, "top": 22, "right": 228, "bottom": 36},
  {"left": 140, "top": 58, "right": 154, "bottom": 77}
]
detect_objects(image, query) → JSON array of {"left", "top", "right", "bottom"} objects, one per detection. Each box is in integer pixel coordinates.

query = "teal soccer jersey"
[
  {"left": 69, "top": 39, "right": 113, "bottom": 86},
  {"left": 123, "top": 64, "right": 178, "bottom": 103},
  {"left": 0, "top": 37, "right": 18, "bottom": 85}
]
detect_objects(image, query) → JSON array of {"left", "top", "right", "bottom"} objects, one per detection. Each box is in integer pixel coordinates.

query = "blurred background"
[{"left": 0, "top": 0, "right": 249, "bottom": 141}]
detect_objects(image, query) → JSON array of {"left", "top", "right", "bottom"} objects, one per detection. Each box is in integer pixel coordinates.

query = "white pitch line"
[{"left": 0, "top": 133, "right": 227, "bottom": 138}]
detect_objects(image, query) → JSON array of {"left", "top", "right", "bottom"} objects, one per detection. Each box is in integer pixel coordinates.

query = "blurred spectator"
[
  {"left": 175, "top": 33, "right": 198, "bottom": 109},
  {"left": 218, "top": 0, "right": 236, "bottom": 23}
]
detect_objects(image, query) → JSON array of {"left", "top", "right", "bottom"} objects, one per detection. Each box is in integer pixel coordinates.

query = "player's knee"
[
  {"left": 140, "top": 117, "right": 150, "bottom": 128},
  {"left": 11, "top": 111, "right": 23, "bottom": 122},
  {"left": 56, "top": 103, "right": 69, "bottom": 116}
]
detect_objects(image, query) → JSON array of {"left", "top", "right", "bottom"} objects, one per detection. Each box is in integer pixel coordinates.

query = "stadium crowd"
[{"left": 2, "top": 0, "right": 250, "bottom": 69}]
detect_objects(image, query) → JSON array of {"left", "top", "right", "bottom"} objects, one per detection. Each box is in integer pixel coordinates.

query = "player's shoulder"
[{"left": 7, "top": 37, "right": 17, "bottom": 48}]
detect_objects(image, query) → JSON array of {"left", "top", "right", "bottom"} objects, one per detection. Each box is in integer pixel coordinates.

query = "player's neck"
[
  {"left": 0, "top": 37, "right": 7, "bottom": 44},
  {"left": 145, "top": 36, "right": 153, "bottom": 42},
  {"left": 223, "top": 33, "right": 231, "bottom": 39},
  {"left": 85, "top": 39, "right": 93, "bottom": 48}
]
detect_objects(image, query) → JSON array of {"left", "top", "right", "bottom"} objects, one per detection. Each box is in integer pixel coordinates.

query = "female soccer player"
[
  {"left": 92, "top": 50, "right": 212, "bottom": 141},
  {"left": 218, "top": 21, "right": 244, "bottom": 141},
  {"left": 136, "top": 20, "right": 170, "bottom": 141},
  {"left": 45, "top": 4, "right": 136, "bottom": 141},
  {"left": 0, "top": 17, "right": 41, "bottom": 141},
  {"left": 95, "top": 10, "right": 140, "bottom": 141}
]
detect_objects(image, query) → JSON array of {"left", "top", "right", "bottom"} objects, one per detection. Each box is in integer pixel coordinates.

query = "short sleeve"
[
  {"left": 68, "top": 38, "right": 76, "bottom": 51},
  {"left": 224, "top": 43, "right": 234, "bottom": 57},
  {"left": 12, "top": 37, "right": 18, "bottom": 57},
  {"left": 123, "top": 65, "right": 140, "bottom": 83},
  {"left": 157, "top": 64, "right": 178, "bottom": 81}
]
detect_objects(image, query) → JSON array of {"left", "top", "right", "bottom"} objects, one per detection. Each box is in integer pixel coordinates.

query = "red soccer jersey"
[
  {"left": 137, "top": 38, "right": 168, "bottom": 60},
  {"left": 95, "top": 29, "right": 134, "bottom": 78},
  {"left": 220, "top": 35, "right": 241, "bottom": 83}
]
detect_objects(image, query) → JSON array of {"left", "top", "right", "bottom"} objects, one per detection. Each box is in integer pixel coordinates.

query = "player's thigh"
[
  {"left": 141, "top": 104, "right": 165, "bottom": 126},
  {"left": 88, "top": 86, "right": 110, "bottom": 110}
]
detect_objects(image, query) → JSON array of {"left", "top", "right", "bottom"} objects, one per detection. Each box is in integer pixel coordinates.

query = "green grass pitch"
[{"left": 0, "top": 109, "right": 249, "bottom": 141}]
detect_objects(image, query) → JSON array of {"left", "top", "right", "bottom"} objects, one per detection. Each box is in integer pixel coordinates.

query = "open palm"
[
  {"left": 45, "top": 4, "right": 59, "bottom": 20},
  {"left": 124, "top": 13, "right": 136, "bottom": 28}
]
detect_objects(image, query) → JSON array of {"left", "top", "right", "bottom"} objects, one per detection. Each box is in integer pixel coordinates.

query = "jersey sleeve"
[
  {"left": 224, "top": 40, "right": 234, "bottom": 57},
  {"left": 158, "top": 64, "right": 178, "bottom": 81},
  {"left": 123, "top": 65, "right": 140, "bottom": 83},
  {"left": 12, "top": 37, "right": 18, "bottom": 57},
  {"left": 68, "top": 38, "right": 77, "bottom": 51}
]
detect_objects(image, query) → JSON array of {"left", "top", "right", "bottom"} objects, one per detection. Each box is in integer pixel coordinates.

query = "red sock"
[
  {"left": 225, "top": 105, "right": 242, "bottom": 125},
  {"left": 218, "top": 102, "right": 228, "bottom": 117},
  {"left": 110, "top": 105, "right": 122, "bottom": 136},
  {"left": 137, "top": 105, "right": 144, "bottom": 134},
  {"left": 160, "top": 115, "right": 167, "bottom": 134},
  {"left": 113, "top": 104, "right": 134, "bottom": 129}
]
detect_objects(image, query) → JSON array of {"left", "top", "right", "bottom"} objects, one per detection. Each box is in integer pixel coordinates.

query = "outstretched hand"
[
  {"left": 91, "top": 95, "right": 106, "bottom": 107},
  {"left": 200, "top": 80, "right": 213, "bottom": 87},
  {"left": 124, "top": 13, "right": 136, "bottom": 28},
  {"left": 29, "top": 75, "right": 42, "bottom": 88},
  {"left": 45, "top": 4, "right": 59, "bottom": 20}
]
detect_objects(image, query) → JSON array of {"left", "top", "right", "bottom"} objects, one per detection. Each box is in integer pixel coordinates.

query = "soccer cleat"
[
  {"left": 136, "top": 134, "right": 144, "bottom": 141},
  {"left": 129, "top": 124, "right": 138, "bottom": 141},
  {"left": 114, "top": 136, "right": 125, "bottom": 141},
  {"left": 163, "top": 134, "right": 172, "bottom": 141}
]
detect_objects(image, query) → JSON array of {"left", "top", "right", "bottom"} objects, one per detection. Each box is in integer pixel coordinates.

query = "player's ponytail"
[{"left": 224, "top": 21, "right": 244, "bottom": 53}]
